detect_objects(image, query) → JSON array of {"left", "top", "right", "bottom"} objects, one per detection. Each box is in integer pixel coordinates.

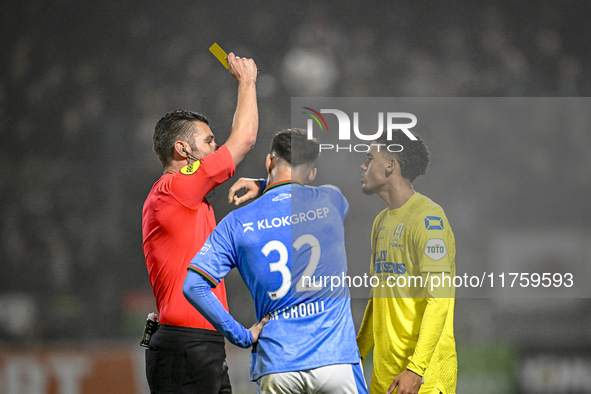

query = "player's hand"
[
  {"left": 228, "top": 177, "right": 264, "bottom": 206},
  {"left": 386, "top": 370, "right": 422, "bottom": 394},
  {"left": 227, "top": 53, "right": 258, "bottom": 84},
  {"left": 249, "top": 314, "right": 271, "bottom": 345}
]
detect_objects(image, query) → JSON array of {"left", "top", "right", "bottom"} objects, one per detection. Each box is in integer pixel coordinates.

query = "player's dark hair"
[
  {"left": 153, "top": 110, "right": 210, "bottom": 167},
  {"left": 271, "top": 129, "right": 319, "bottom": 167},
  {"left": 374, "top": 130, "right": 430, "bottom": 181}
]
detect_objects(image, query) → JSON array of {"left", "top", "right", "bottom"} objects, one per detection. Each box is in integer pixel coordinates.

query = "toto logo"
[{"left": 303, "top": 108, "right": 417, "bottom": 141}]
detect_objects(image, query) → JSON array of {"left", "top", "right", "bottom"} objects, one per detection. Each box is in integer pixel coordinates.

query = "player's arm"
[
  {"left": 389, "top": 212, "right": 455, "bottom": 394},
  {"left": 357, "top": 217, "right": 380, "bottom": 362},
  {"left": 319, "top": 185, "right": 350, "bottom": 220},
  {"left": 409, "top": 211, "right": 455, "bottom": 371},
  {"left": 356, "top": 298, "right": 375, "bottom": 363},
  {"left": 183, "top": 270, "right": 267, "bottom": 347},
  {"left": 223, "top": 53, "right": 259, "bottom": 166},
  {"left": 183, "top": 216, "right": 267, "bottom": 347},
  {"left": 406, "top": 290, "right": 450, "bottom": 373},
  {"left": 387, "top": 293, "right": 450, "bottom": 394},
  {"left": 390, "top": 284, "right": 450, "bottom": 394}
]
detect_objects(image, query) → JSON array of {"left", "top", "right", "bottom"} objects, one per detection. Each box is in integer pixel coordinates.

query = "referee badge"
[{"left": 180, "top": 160, "right": 201, "bottom": 175}]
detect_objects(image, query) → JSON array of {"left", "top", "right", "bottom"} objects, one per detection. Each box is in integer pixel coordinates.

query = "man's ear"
[
  {"left": 174, "top": 141, "right": 189, "bottom": 159},
  {"left": 385, "top": 158, "right": 397, "bottom": 176},
  {"left": 306, "top": 168, "right": 317, "bottom": 184},
  {"left": 266, "top": 154, "right": 273, "bottom": 173}
]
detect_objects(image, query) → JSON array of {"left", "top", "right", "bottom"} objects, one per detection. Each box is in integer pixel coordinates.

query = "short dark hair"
[
  {"left": 153, "top": 110, "right": 209, "bottom": 167},
  {"left": 374, "top": 130, "right": 430, "bottom": 181},
  {"left": 271, "top": 129, "right": 319, "bottom": 167}
]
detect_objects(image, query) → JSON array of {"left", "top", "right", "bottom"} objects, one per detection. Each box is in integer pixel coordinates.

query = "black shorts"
[{"left": 146, "top": 324, "right": 232, "bottom": 394}]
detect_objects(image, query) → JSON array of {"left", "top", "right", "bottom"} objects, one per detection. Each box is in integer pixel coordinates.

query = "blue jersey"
[{"left": 189, "top": 182, "right": 360, "bottom": 380}]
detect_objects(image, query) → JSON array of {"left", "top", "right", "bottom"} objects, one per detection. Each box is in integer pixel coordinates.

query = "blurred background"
[{"left": 1, "top": 0, "right": 590, "bottom": 393}]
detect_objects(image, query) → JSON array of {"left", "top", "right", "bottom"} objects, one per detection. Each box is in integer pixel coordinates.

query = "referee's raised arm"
[{"left": 223, "top": 52, "right": 259, "bottom": 166}]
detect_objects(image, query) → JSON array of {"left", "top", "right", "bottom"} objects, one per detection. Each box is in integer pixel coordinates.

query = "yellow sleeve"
[
  {"left": 413, "top": 207, "right": 454, "bottom": 273},
  {"left": 407, "top": 207, "right": 455, "bottom": 375},
  {"left": 356, "top": 298, "right": 374, "bottom": 363},
  {"left": 406, "top": 288, "right": 450, "bottom": 376},
  {"left": 357, "top": 213, "right": 383, "bottom": 363}
]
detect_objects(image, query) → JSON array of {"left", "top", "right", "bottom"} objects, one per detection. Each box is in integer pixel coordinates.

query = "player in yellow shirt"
[{"left": 357, "top": 131, "right": 457, "bottom": 394}]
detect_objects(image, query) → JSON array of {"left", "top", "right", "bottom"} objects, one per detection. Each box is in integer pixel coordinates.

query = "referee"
[{"left": 142, "top": 53, "right": 258, "bottom": 394}]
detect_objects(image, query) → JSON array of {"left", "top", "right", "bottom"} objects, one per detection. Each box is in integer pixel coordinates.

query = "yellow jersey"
[{"left": 357, "top": 192, "right": 457, "bottom": 394}]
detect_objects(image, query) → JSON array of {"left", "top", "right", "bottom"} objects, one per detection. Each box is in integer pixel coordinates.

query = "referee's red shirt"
[{"left": 142, "top": 145, "right": 235, "bottom": 328}]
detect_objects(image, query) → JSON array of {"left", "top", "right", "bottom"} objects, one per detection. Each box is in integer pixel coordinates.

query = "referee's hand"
[
  {"left": 227, "top": 52, "right": 258, "bottom": 84},
  {"left": 228, "top": 177, "right": 264, "bottom": 206},
  {"left": 249, "top": 314, "right": 271, "bottom": 345}
]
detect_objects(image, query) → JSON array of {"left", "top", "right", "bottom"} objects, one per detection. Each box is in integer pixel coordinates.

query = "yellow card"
[{"left": 209, "top": 43, "right": 229, "bottom": 69}]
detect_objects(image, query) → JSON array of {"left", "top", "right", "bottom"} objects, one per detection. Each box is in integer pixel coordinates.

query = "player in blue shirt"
[{"left": 183, "top": 129, "right": 367, "bottom": 393}]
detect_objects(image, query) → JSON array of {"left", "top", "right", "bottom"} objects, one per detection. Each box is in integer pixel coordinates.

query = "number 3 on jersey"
[{"left": 263, "top": 234, "right": 322, "bottom": 300}]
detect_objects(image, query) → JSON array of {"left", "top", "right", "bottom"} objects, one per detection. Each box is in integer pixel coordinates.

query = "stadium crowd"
[{"left": 0, "top": 0, "right": 589, "bottom": 345}]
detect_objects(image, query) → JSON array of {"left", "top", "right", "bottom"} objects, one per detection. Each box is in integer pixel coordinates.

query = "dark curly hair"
[
  {"left": 153, "top": 110, "right": 209, "bottom": 167},
  {"left": 374, "top": 130, "right": 430, "bottom": 181},
  {"left": 271, "top": 128, "right": 319, "bottom": 167}
]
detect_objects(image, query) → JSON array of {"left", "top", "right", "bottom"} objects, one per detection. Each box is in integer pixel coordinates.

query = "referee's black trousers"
[{"left": 146, "top": 325, "right": 232, "bottom": 394}]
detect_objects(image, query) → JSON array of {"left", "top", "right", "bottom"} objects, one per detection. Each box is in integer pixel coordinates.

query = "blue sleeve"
[
  {"left": 189, "top": 215, "right": 237, "bottom": 286},
  {"left": 321, "top": 184, "right": 349, "bottom": 221},
  {"left": 183, "top": 270, "right": 254, "bottom": 348}
]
